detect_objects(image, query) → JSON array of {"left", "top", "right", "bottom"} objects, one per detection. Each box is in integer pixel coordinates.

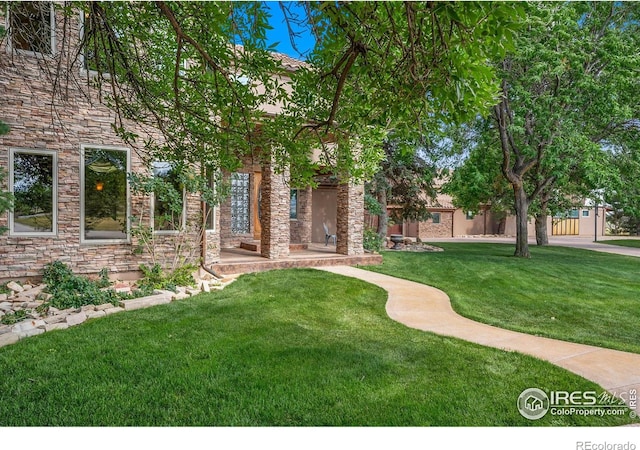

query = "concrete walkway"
[{"left": 318, "top": 265, "right": 640, "bottom": 411}]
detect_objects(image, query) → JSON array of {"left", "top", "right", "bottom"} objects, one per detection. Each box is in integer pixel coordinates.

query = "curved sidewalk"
[{"left": 318, "top": 265, "right": 640, "bottom": 409}]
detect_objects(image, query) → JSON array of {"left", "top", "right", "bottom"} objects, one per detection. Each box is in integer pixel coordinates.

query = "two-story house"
[{"left": 0, "top": 2, "right": 377, "bottom": 280}]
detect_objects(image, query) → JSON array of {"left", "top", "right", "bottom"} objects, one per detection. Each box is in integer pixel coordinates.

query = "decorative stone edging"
[{"left": 0, "top": 278, "right": 237, "bottom": 349}]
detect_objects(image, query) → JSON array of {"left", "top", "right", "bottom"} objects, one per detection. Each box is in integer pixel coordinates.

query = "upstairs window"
[{"left": 9, "top": 2, "right": 54, "bottom": 55}]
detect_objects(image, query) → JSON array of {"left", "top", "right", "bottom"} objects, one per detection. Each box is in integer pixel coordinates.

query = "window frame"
[
  {"left": 582, "top": 210, "right": 590, "bottom": 217},
  {"left": 80, "top": 144, "right": 131, "bottom": 244},
  {"left": 432, "top": 212, "right": 441, "bottom": 224},
  {"left": 7, "top": 1, "right": 56, "bottom": 57},
  {"left": 289, "top": 189, "right": 298, "bottom": 220},
  {"left": 204, "top": 170, "right": 217, "bottom": 232},
  {"left": 8, "top": 148, "right": 58, "bottom": 237},
  {"left": 78, "top": 9, "right": 112, "bottom": 77},
  {"left": 151, "top": 161, "right": 187, "bottom": 235}
]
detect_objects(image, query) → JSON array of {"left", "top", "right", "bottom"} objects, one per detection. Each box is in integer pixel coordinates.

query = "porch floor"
[{"left": 209, "top": 243, "right": 383, "bottom": 276}]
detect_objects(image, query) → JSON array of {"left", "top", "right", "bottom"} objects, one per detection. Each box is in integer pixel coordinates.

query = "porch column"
[
  {"left": 260, "top": 159, "right": 290, "bottom": 259},
  {"left": 336, "top": 181, "right": 365, "bottom": 255}
]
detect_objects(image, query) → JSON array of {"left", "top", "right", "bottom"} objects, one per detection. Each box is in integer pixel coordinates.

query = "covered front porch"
[
  {"left": 210, "top": 243, "right": 383, "bottom": 276},
  {"left": 210, "top": 158, "right": 370, "bottom": 274}
]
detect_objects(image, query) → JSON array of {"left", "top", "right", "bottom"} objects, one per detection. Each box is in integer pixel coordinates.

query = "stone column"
[
  {"left": 260, "top": 160, "right": 290, "bottom": 259},
  {"left": 336, "top": 181, "right": 365, "bottom": 255}
]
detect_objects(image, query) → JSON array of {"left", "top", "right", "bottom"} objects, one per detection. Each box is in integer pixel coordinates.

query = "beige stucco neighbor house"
[
  {"left": 384, "top": 191, "right": 607, "bottom": 240},
  {"left": 0, "top": 2, "right": 374, "bottom": 280}
]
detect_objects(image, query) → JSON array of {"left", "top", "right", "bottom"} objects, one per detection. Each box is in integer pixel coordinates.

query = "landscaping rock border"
[
  {"left": 383, "top": 237, "right": 444, "bottom": 252},
  {"left": 0, "top": 276, "right": 237, "bottom": 349}
]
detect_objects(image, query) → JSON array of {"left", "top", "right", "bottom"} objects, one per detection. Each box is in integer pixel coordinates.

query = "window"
[
  {"left": 466, "top": 211, "right": 474, "bottom": 220},
  {"left": 582, "top": 210, "right": 590, "bottom": 217},
  {"left": 569, "top": 209, "right": 579, "bottom": 219},
  {"left": 204, "top": 169, "right": 217, "bottom": 232},
  {"left": 79, "top": 9, "right": 101, "bottom": 73},
  {"left": 290, "top": 189, "right": 298, "bottom": 220},
  {"left": 432, "top": 212, "right": 441, "bottom": 224},
  {"left": 81, "top": 146, "right": 129, "bottom": 242},
  {"left": 9, "top": 149, "right": 57, "bottom": 236},
  {"left": 9, "top": 2, "right": 54, "bottom": 55},
  {"left": 230, "top": 172, "right": 250, "bottom": 234},
  {"left": 152, "top": 162, "right": 185, "bottom": 232}
]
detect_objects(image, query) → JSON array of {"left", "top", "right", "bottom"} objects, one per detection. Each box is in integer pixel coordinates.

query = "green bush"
[
  {"left": 1, "top": 310, "right": 27, "bottom": 325},
  {"left": 138, "top": 263, "right": 197, "bottom": 293},
  {"left": 42, "top": 261, "right": 121, "bottom": 310},
  {"left": 363, "top": 226, "right": 384, "bottom": 252}
]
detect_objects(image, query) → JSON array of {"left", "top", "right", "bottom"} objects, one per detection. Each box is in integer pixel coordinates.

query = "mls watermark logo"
[
  {"left": 518, "top": 388, "right": 550, "bottom": 419},
  {"left": 517, "top": 387, "right": 636, "bottom": 420}
]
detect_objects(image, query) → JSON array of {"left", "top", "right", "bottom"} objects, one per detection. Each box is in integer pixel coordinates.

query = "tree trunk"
[
  {"left": 376, "top": 188, "right": 388, "bottom": 239},
  {"left": 497, "top": 216, "right": 506, "bottom": 235},
  {"left": 535, "top": 213, "right": 549, "bottom": 245},
  {"left": 513, "top": 184, "right": 530, "bottom": 257},
  {"left": 535, "top": 191, "right": 551, "bottom": 246}
]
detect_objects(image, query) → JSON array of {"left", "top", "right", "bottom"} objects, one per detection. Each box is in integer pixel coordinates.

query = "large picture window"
[
  {"left": 152, "top": 162, "right": 185, "bottom": 232},
  {"left": 9, "top": 149, "right": 57, "bottom": 235},
  {"left": 81, "top": 146, "right": 129, "bottom": 242},
  {"left": 9, "top": 1, "right": 54, "bottom": 55}
]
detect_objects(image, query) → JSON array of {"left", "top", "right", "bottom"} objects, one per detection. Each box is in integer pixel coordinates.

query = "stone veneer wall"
[
  {"left": 417, "top": 211, "right": 454, "bottom": 239},
  {"left": 0, "top": 8, "right": 215, "bottom": 279},
  {"left": 336, "top": 182, "right": 364, "bottom": 255},
  {"left": 290, "top": 186, "right": 312, "bottom": 244}
]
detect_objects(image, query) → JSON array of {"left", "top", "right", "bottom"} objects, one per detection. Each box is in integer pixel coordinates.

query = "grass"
[
  {"left": 599, "top": 239, "right": 640, "bottom": 248},
  {"left": 0, "top": 269, "right": 636, "bottom": 426},
  {"left": 367, "top": 244, "right": 640, "bottom": 354}
]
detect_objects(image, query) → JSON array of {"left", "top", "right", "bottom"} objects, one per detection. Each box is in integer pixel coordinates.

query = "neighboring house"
[
  {"left": 0, "top": 2, "right": 366, "bottom": 280},
  {"left": 379, "top": 191, "right": 607, "bottom": 240}
]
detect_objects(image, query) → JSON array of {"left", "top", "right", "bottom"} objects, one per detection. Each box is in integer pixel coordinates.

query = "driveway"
[{"left": 423, "top": 235, "right": 640, "bottom": 258}]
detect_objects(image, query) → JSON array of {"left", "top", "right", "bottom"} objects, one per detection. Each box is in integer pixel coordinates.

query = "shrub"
[
  {"left": 137, "top": 263, "right": 197, "bottom": 293},
  {"left": 42, "top": 261, "right": 121, "bottom": 310},
  {"left": 1, "top": 310, "right": 27, "bottom": 325},
  {"left": 363, "top": 226, "right": 384, "bottom": 252}
]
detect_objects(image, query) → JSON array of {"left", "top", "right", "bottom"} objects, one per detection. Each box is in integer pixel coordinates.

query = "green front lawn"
[
  {"left": 599, "top": 239, "right": 640, "bottom": 248},
  {"left": 0, "top": 269, "right": 635, "bottom": 426},
  {"left": 368, "top": 244, "right": 640, "bottom": 354}
]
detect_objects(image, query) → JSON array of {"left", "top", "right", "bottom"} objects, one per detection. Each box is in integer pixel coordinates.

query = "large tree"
[
  {"left": 3, "top": 1, "right": 522, "bottom": 187},
  {"left": 605, "top": 131, "right": 640, "bottom": 235},
  {"left": 482, "top": 2, "right": 640, "bottom": 257},
  {"left": 367, "top": 137, "right": 438, "bottom": 238}
]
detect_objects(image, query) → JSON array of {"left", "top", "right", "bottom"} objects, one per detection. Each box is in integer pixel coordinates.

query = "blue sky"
[{"left": 264, "top": 2, "right": 315, "bottom": 59}]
